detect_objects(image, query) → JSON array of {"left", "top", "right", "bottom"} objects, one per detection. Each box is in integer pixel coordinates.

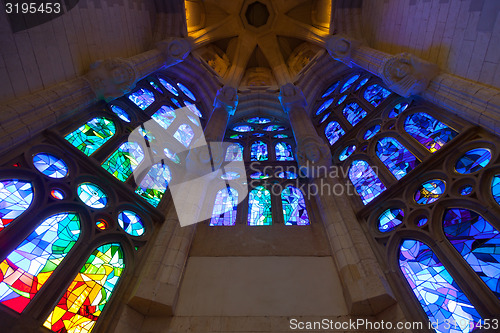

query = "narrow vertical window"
[
  {"left": 44, "top": 243, "right": 124, "bottom": 333},
  {"left": 281, "top": 186, "right": 309, "bottom": 225},
  {"left": 101, "top": 142, "right": 145, "bottom": 182},
  {"left": 348, "top": 160, "right": 386, "bottom": 204},
  {"left": 251, "top": 141, "right": 268, "bottom": 161},
  {"left": 376, "top": 137, "right": 420, "bottom": 180},
  {"left": 210, "top": 187, "right": 238, "bottom": 226},
  {"left": 135, "top": 163, "right": 171, "bottom": 207},
  {"left": 275, "top": 142, "right": 294, "bottom": 161},
  {"left": 404, "top": 113, "right": 458, "bottom": 152},
  {"left": 0, "top": 179, "right": 34, "bottom": 231},
  {"left": 65, "top": 117, "right": 116, "bottom": 156},
  {"left": 248, "top": 186, "right": 272, "bottom": 226}
]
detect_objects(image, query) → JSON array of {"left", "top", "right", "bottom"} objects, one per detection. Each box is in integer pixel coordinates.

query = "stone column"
[
  {"left": 325, "top": 34, "right": 500, "bottom": 136},
  {"left": 280, "top": 83, "right": 395, "bottom": 315},
  {"left": 0, "top": 38, "right": 190, "bottom": 156}
]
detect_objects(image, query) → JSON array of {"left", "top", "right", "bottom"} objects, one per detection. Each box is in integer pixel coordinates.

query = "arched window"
[
  {"left": 376, "top": 137, "right": 420, "bottom": 180},
  {"left": 65, "top": 117, "right": 116, "bottom": 156},
  {"left": 325, "top": 121, "right": 345, "bottom": 145},
  {"left": 225, "top": 143, "right": 243, "bottom": 161},
  {"left": 0, "top": 212, "right": 81, "bottom": 312},
  {"left": 151, "top": 105, "right": 176, "bottom": 130},
  {"left": 43, "top": 243, "right": 124, "bottom": 333},
  {"left": 248, "top": 186, "right": 272, "bottom": 226},
  {"left": 281, "top": 186, "right": 309, "bottom": 225},
  {"left": 275, "top": 142, "right": 294, "bottom": 161},
  {"left": 0, "top": 179, "right": 34, "bottom": 231},
  {"left": 399, "top": 239, "right": 482, "bottom": 331},
  {"left": 364, "top": 84, "right": 391, "bottom": 107},
  {"left": 210, "top": 187, "right": 238, "bottom": 226},
  {"left": 251, "top": 141, "right": 268, "bottom": 161},
  {"left": 443, "top": 208, "right": 500, "bottom": 297},
  {"left": 174, "top": 124, "right": 195, "bottom": 147},
  {"left": 135, "top": 163, "right": 171, "bottom": 207},
  {"left": 101, "top": 142, "right": 145, "bottom": 182},
  {"left": 342, "top": 102, "right": 367, "bottom": 126},
  {"left": 404, "top": 113, "right": 458, "bottom": 152},
  {"left": 128, "top": 88, "right": 155, "bottom": 110},
  {"left": 348, "top": 160, "right": 386, "bottom": 204}
]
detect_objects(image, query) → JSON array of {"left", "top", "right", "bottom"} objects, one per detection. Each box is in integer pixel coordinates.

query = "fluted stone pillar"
[
  {"left": 0, "top": 38, "right": 191, "bottom": 156},
  {"left": 325, "top": 34, "right": 500, "bottom": 136},
  {"left": 280, "top": 83, "right": 395, "bottom": 314}
]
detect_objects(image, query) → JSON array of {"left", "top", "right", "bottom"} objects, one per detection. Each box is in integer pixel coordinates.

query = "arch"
[
  {"left": 275, "top": 142, "right": 294, "bottom": 161},
  {"left": 43, "top": 243, "right": 124, "bottom": 333},
  {"left": 0, "top": 179, "right": 34, "bottom": 232},
  {"left": 404, "top": 112, "right": 458, "bottom": 153},
  {"left": 65, "top": 117, "right": 116, "bottom": 156},
  {"left": 135, "top": 163, "right": 171, "bottom": 207},
  {"left": 376, "top": 137, "right": 420, "bottom": 180},
  {"left": 101, "top": 142, "right": 145, "bottom": 182},
  {"left": 325, "top": 121, "right": 345, "bottom": 145},
  {"left": 225, "top": 143, "right": 243, "bottom": 161},
  {"left": 281, "top": 186, "right": 309, "bottom": 225},
  {"left": 250, "top": 141, "right": 268, "bottom": 161},
  {"left": 0, "top": 212, "right": 81, "bottom": 312},
  {"left": 248, "top": 186, "right": 272, "bottom": 226},
  {"left": 399, "top": 239, "right": 482, "bottom": 331},
  {"left": 210, "top": 187, "right": 238, "bottom": 226},
  {"left": 348, "top": 160, "right": 386, "bottom": 204}
]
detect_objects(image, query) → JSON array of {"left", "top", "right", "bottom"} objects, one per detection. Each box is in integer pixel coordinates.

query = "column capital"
[
  {"left": 296, "top": 136, "right": 332, "bottom": 178},
  {"left": 379, "top": 52, "right": 439, "bottom": 97},
  {"left": 325, "top": 34, "right": 361, "bottom": 67},
  {"left": 85, "top": 58, "right": 138, "bottom": 102},
  {"left": 279, "top": 83, "right": 306, "bottom": 113},
  {"left": 213, "top": 86, "right": 238, "bottom": 116},
  {"left": 156, "top": 37, "right": 191, "bottom": 66}
]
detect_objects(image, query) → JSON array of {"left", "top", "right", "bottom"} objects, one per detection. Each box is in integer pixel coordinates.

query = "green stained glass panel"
[
  {"left": 135, "top": 163, "right": 171, "bottom": 207},
  {"left": 248, "top": 186, "right": 272, "bottom": 226},
  {"left": 102, "top": 142, "right": 145, "bottom": 182},
  {"left": 65, "top": 117, "right": 116, "bottom": 156}
]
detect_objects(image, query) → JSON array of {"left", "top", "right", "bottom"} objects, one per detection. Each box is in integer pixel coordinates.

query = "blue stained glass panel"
[
  {"left": 184, "top": 100, "right": 203, "bottom": 118},
  {"left": 404, "top": 113, "right": 458, "bottom": 152},
  {"left": 159, "top": 78, "right": 178, "bottom": 96},
  {"left": 174, "top": 124, "right": 194, "bottom": 147},
  {"left": 251, "top": 141, "right": 268, "bottom": 161},
  {"left": 339, "top": 145, "right": 356, "bottom": 161},
  {"left": 101, "top": 142, "right": 145, "bottom": 182},
  {"left": 77, "top": 183, "right": 108, "bottom": 209},
  {"left": 129, "top": 89, "right": 155, "bottom": 110},
  {"left": 274, "top": 134, "right": 289, "bottom": 139},
  {"left": 364, "top": 84, "right": 391, "bottom": 107},
  {"left": 118, "top": 210, "right": 145, "bottom": 236},
  {"left": 0, "top": 180, "right": 33, "bottom": 231},
  {"left": 278, "top": 171, "right": 298, "bottom": 179},
  {"left": 152, "top": 106, "right": 176, "bottom": 130},
  {"left": 399, "top": 239, "right": 482, "bottom": 332},
  {"left": 341, "top": 74, "right": 360, "bottom": 93},
  {"left": 110, "top": 105, "right": 131, "bottom": 122},
  {"left": 253, "top": 133, "right": 264, "bottom": 137},
  {"left": 343, "top": 102, "right": 367, "bottom": 126},
  {"left": 378, "top": 208, "right": 404, "bottom": 232},
  {"left": 233, "top": 125, "right": 254, "bottom": 132},
  {"left": 150, "top": 81, "right": 162, "bottom": 93},
  {"left": 250, "top": 172, "right": 270, "bottom": 179},
  {"left": 33, "top": 153, "right": 68, "bottom": 178},
  {"left": 460, "top": 185, "right": 473, "bottom": 196},
  {"left": 363, "top": 124, "right": 381, "bottom": 140},
  {"left": 455, "top": 148, "right": 491, "bottom": 174},
  {"left": 414, "top": 179, "right": 446, "bottom": 204},
  {"left": 492, "top": 175, "right": 500, "bottom": 205},
  {"left": 65, "top": 117, "right": 116, "bottom": 156},
  {"left": 325, "top": 121, "right": 345, "bottom": 145},
  {"left": 281, "top": 186, "right": 309, "bottom": 226},
  {"left": 263, "top": 125, "right": 286, "bottom": 131},
  {"left": 177, "top": 82, "right": 196, "bottom": 101},
  {"left": 388, "top": 102, "right": 409, "bottom": 118},
  {"left": 221, "top": 172, "right": 240, "bottom": 180},
  {"left": 135, "top": 163, "right": 171, "bottom": 207},
  {"left": 417, "top": 218, "right": 428, "bottom": 227},
  {"left": 170, "top": 98, "right": 182, "bottom": 108},
  {"left": 230, "top": 134, "right": 243, "bottom": 139},
  {"left": 444, "top": 208, "right": 500, "bottom": 298},
  {"left": 316, "top": 99, "right": 333, "bottom": 115},
  {"left": 164, "top": 148, "right": 181, "bottom": 164},
  {"left": 275, "top": 142, "right": 294, "bottom": 161},
  {"left": 248, "top": 186, "right": 272, "bottom": 226},
  {"left": 225, "top": 143, "right": 244, "bottom": 161},
  {"left": 322, "top": 81, "right": 339, "bottom": 98},
  {"left": 337, "top": 95, "right": 347, "bottom": 105},
  {"left": 247, "top": 117, "right": 271, "bottom": 124},
  {"left": 50, "top": 189, "right": 64, "bottom": 200},
  {"left": 349, "top": 160, "right": 386, "bottom": 205},
  {"left": 376, "top": 137, "right": 420, "bottom": 180},
  {"left": 354, "top": 78, "right": 369, "bottom": 91},
  {"left": 210, "top": 187, "right": 238, "bottom": 226},
  {"left": 320, "top": 112, "right": 331, "bottom": 124}
]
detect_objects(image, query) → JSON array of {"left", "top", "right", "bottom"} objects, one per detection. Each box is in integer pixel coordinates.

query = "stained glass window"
[
  {"left": 184, "top": 100, "right": 203, "bottom": 118},
  {"left": 492, "top": 175, "right": 500, "bottom": 205},
  {"left": 399, "top": 239, "right": 482, "bottom": 332},
  {"left": 177, "top": 82, "right": 196, "bottom": 101},
  {"left": 210, "top": 187, "right": 238, "bottom": 226},
  {"left": 96, "top": 219, "right": 107, "bottom": 230},
  {"left": 404, "top": 113, "right": 458, "bottom": 153},
  {"left": 455, "top": 148, "right": 491, "bottom": 174},
  {"left": 253, "top": 133, "right": 265, "bottom": 138},
  {"left": 363, "top": 124, "right": 381, "bottom": 140},
  {"left": 221, "top": 172, "right": 240, "bottom": 180},
  {"left": 0, "top": 212, "right": 81, "bottom": 312},
  {"left": 247, "top": 117, "right": 271, "bottom": 124},
  {"left": 225, "top": 143, "right": 244, "bottom": 161},
  {"left": 0, "top": 179, "right": 34, "bottom": 231},
  {"left": 274, "top": 134, "right": 288, "bottom": 139},
  {"left": 443, "top": 208, "right": 500, "bottom": 298},
  {"left": 340, "top": 74, "right": 360, "bottom": 93},
  {"left": 44, "top": 243, "right": 124, "bottom": 333},
  {"left": 414, "top": 179, "right": 446, "bottom": 204},
  {"left": 174, "top": 124, "right": 194, "bottom": 147},
  {"left": 325, "top": 121, "right": 345, "bottom": 145},
  {"left": 363, "top": 84, "right": 391, "bottom": 107},
  {"left": 417, "top": 218, "right": 428, "bottom": 227},
  {"left": 337, "top": 95, "right": 347, "bottom": 105},
  {"left": 250, "top": 172, "right": 270, "bottom": 179},
  {"left": 354, "top": 78, "right": 368, "bottom": 91},
  {"left": 339, "top": 145, "right": 356, "bottom": 161},
  {"left": 343, "top": 102, "right": 367, "bottom": 126},
  {"left": 152, "top": 106, "right": 176, "bottom": 130},
  {"left": 263, "top": 125, "right": 286, "bottom": 131},
  {"left": 164, "top": 148, "right": 181, "bottom": 164},
  {"left": 65, "top": 117, "right": 116, "bottom": 156},
  {"left": 348, "top": 160, "right": 386, "bottom": 205},
  {"left": 170, "top": 98, "right": 182, "bottom": 108},
  {"left": 278, "top": 171, "right": 298, "bottom": 179},
  {"left": 281, "top": 186, "right": 309, "bottom": 225},
  {"left": 135, "top": 163, "right": 171, "bottom": 207},
  {"left": 251, "top": 141, "right": 268, "bottom": 161},
  {"left": 150, "top": 81, "right": 162, "bottom": 94},
  {"left": 321, "top": 81, "right": 339, "bottom": 98},
  {"left": 77, "top": 183, "right": 108, "bottom": 209},
  {"left": 248, "top": 186, "right": 272, "bottom": 226},
  {"left": 230, "top": 134, "right": 244, "bottom": 139},
  {"left": 128, "top": 89, "right": 155, "bottom": 110},
  {"left": 233, "top": 125, "right": 254, "bottom": 132},
  {"left": 316, "top": 99, "right": 333, "bottom": 115},
  {"left": 275, "top": 142, "right": 294, "bottom": 161},
  {"left": 376, "top": 137, "right": 420, "bottom": 180},
  {"left": 378, "top": 208, "right": 404, "bottom": 232},
  {"left": 159, "top": 78, "right": 178, "bottom": 96},
  {"left": 320, "top": 112, "right": 331, "bottom": 124},
  {"left": 388, "top": 102, "right": 409, "bottom": 118},
  {"left": 109, "top": 105, "right": 131, "bottom": 122},
  {"left": 33, "top": 153, "right": 68, "bottom": 179},
  {"left": 101, "top": 142, "right": 145, "bottom": 182},
  {"left": 118, "top": 210, "right": 145, "bottom": 236},
  {"left": 50, "top": 189, "right": 65, "bottom": 200},
  {"left": 460, "top": 185, "right": 473, "bottom": 196}
]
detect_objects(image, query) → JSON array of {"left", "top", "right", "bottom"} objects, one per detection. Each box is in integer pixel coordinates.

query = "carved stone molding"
[
  {"left": 380, "top": 53, "right": 439, "bottom": 97},
  {"left": 279, "top": 83, "right": 306, "bottom": 113},
  {"left": 85, "top": 58, "right": 137, "bottom": 102},
  {"left": 157, "top": 38, "right": 191, "bottom": 65},
  {"left": 296, "top": 136, "right": 332, "bottom": 178},
  {"left": 213, "top": 86, "right": 238, "bottom": 116},
  {"left": 325, "top": 34, "right": 360, "bottom": 67}
]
